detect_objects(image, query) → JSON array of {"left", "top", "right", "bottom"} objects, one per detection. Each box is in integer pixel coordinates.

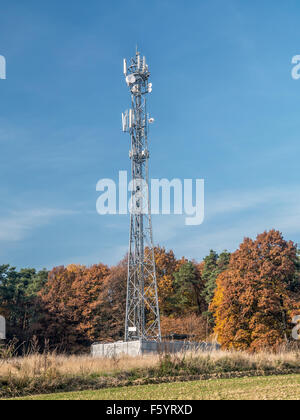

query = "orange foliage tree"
[
  {"left": 39, "top": 263, "right": 109, "bottom": 352},
  {"left": 94, "top": 258, "right": 127, "bottom": 342},
  {"left": 210, "top": 230, "right": 300, "bottom": 351},
  {"left": 144, "top": 246, "right": 186, "bottom": 316},
  {"left": 160, "top": 313, "right": 207, "bottom": 342}
]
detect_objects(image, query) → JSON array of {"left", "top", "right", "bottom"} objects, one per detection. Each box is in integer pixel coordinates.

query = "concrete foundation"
[{"left": 91, "top": 340, "right": 220, "bottom": 358}]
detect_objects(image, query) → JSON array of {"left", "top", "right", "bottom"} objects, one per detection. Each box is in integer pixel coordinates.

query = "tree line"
[{"left": 0, "top": 229, "right": 299, "bottom": 353}]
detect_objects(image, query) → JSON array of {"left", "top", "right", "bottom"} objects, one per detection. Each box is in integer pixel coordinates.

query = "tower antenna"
[{"left": 122, "top": 50, "right": 161, "bottom": 342}]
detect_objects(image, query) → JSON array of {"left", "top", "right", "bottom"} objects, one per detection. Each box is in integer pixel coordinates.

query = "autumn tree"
[
  {"left": 39, "top": 263, "right": 109, "bottom": 352},
  {"left": 160, "top": 313, "right": 207, "bottom": 342},
  {"left": 38, "top": 265, "right": 81, "bottom": 351},
  {"left": 71, "top": 264, "right": 110, "bottom": 342},
  {"left": 211, "top": 230, "right": 300, "bottom": 351},
  {"left": 94, "top": 259, "right": 127, "bottom": 342}
]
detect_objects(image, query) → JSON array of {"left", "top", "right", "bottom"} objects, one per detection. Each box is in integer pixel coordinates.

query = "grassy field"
[
  {"left": 1, "top": 349, "right": 300, "bottom": 378},
  {"left": 1, "top": 349, "right": 300, "bottom": 399},
  {"left": 8, "top": 374, "right": 300, "bottom": 400}
]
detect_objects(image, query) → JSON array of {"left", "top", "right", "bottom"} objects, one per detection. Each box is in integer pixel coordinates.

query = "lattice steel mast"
[{"left": 122, "top": 50, "right": 161, "bottom": 342}]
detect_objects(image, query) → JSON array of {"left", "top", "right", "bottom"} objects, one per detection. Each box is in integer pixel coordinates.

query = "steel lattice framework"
[{"left": 122, "top": 50, "right": 161, "bottom": 342}]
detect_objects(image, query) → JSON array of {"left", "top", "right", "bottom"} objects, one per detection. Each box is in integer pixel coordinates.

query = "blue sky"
[{"left": 0, "top": 0, "right": 300, "bottom": 269}]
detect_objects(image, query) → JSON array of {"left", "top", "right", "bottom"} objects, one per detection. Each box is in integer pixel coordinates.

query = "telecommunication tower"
[{"left": 122, "top": 50, "right": 161, "bottom": 342}]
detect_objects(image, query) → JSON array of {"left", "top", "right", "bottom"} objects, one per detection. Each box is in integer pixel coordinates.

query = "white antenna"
[
  {"left": 123, "top": 59, "right": 127, "bottom": 76},
  {"left": 148, "top": 83, "right": 153, "bottom": 93},
  {"left": 137, "top": 54, "right": 141, "bottom": 70},
  {"left": 129, "top": 109, "right": 134, "bottom": 128},
  {"left": 122, "top": 111, "right": 128, "bottom": 132},
  {"left": 143, "top": 56, "right": 146, "bottom": 72}
]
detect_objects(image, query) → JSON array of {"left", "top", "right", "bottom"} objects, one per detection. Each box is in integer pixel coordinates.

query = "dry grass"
[
  {"left": 0, "top": 353, "right": 157, "bottom": 378},
  {"left": 1, "top": 349, "right": 299, "bottom": 378},
  {"left": 0, "top": 351, "right": 300, "bottom": 377},
  {"left": 0, "top": 348, "right": 300, "bottom": 399}
]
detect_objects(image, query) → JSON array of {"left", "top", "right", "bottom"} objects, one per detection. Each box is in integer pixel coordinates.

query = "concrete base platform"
[{"left": 91, "top": 340, "right": 220, "bottom": 358}]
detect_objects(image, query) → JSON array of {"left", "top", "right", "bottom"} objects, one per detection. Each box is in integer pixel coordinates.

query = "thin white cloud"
[
  {"left": 0, "top": 209, "right": 79, "bottom": 242},
  {"left": 206, "top": 186, "right": 300, "bottom": 218},
  {"left": 152, "top": 185, "right": 300, "bottom": 260},
  {"left": 1, "top": 185, "right": 299, "bottom": 266}
]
